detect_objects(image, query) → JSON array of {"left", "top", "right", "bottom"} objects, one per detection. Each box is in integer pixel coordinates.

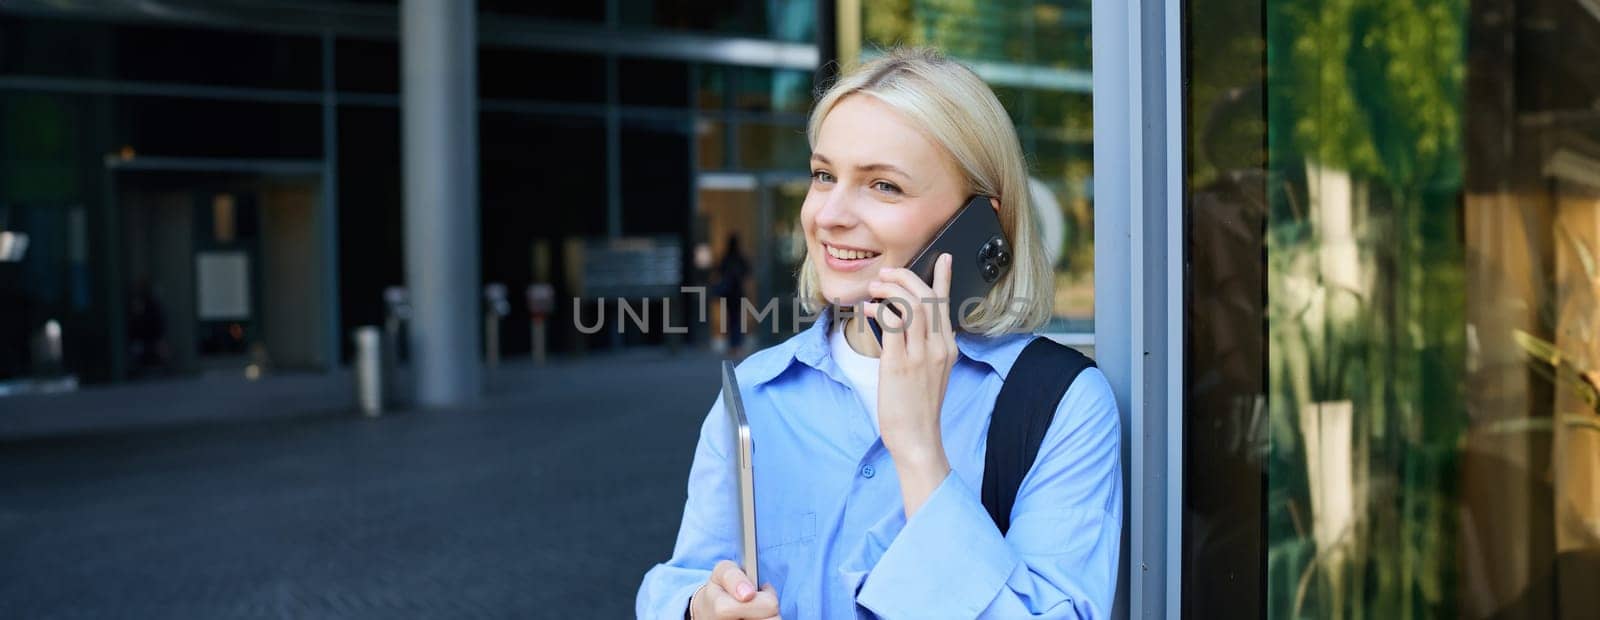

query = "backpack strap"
[{"left": 982, "top": 337, "right": 1096, "bottom": 536}]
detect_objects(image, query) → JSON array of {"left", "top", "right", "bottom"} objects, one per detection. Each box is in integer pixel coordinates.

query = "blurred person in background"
[
  {"left": 638, "top": 48, "right": 1122, "bottom": 619},
  {"left": 715, "top": 233, "right": 751, "bottom": 358},
  {"left": 127, "top": 277, "right": 169, "bottom": 377}
]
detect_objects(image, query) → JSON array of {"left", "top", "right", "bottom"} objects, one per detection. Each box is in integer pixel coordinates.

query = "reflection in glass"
[
  {"left": 696, "top": 119, "right": 726, "bottom": 170},
  {"left": 619, "top": 0, "right": 815, "bottom": 42},
  {"left": 1187, "top": 0, "right": 1600, "bottom": 616},
  {"left": 735, "top": 122, "right": 809, "bottom": 171},
  {"left": 862, "top": 0, "right": 1090, "bottom": 69},
  {"left": 734, "top": 67, "right": 814, "bottom": 115},
  {"left": 698, "top": 65, "right": 728, "bottom": 111}
]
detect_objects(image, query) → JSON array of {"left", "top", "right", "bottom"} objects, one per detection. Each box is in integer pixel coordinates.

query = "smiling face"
[{"left": 802, "top": 94, "right": 971, "bottom": 306}]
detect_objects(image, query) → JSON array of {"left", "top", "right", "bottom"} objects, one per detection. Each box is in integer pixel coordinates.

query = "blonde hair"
[{"left": 798, "top": 47, "right": 1054, "bottom": 336}]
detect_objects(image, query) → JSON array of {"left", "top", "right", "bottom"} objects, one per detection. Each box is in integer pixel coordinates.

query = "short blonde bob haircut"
[{"left": 798, "top": 48, "right": 1054, "bottom": 336}]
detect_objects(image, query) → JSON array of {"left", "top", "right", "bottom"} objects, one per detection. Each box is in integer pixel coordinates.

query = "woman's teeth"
[{"left": 827, "top": 245, "right": 881, "bottom": 260}]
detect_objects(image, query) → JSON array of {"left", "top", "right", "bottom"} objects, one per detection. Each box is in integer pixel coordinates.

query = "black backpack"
[{"left": 980, "top": 337, "right": 1097, "bottom": 536}]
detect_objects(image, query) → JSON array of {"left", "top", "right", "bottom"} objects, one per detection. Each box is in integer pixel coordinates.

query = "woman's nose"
[{"left": 812, "top": 191, "right": 859, "bottom": 228}]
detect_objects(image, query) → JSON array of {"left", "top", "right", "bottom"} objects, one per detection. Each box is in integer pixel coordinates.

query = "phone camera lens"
[
  {"left": 983, "top": 263, "right": 1000, "bottom": 281},
  {"left": 980, "top": 243, "right": 996, "bottom": 259},
  {"left": 995, "top": 250, "right": 1012, "bottom": 267}
]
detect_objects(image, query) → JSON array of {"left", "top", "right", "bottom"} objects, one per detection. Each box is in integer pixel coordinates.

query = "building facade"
[{"left": 2, "top": 0, "right": 1598, "bottom": 617}]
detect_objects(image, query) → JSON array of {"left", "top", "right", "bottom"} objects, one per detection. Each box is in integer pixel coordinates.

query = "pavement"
[{"left": 0, "top": 349, "right": 732, "bottom": 618}]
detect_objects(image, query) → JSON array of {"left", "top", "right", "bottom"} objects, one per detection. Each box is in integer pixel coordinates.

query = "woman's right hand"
[{"left": 690, "top": 560, "right": 780, "bottom": 620}]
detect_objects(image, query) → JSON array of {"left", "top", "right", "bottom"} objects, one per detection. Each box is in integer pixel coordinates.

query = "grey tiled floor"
[{"left": 0, "top": 351, "right": 726, "bottom": 618}]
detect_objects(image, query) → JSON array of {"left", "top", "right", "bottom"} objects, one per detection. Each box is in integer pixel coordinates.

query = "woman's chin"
[{"left": 820, "top": 288, "right": 871, "bottom": 307}]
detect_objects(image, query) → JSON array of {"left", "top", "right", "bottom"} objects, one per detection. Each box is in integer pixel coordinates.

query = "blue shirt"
[{"left": 636, "top": 306, "right": 1122, "bottom": 619}]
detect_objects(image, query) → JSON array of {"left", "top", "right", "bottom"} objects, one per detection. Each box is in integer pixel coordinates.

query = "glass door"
[{"left": 694, "top": 173, "right": 812, "bottom": 354}]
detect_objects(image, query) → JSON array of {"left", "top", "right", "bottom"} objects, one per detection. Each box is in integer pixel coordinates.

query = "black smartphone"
[{"left": 866, "top": 195, "right": 1012, "bottom": 344}]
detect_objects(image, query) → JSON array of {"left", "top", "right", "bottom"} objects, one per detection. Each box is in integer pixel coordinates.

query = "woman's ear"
[{"left": 988, "top": 196, "right": 1001, "bottom": 213}]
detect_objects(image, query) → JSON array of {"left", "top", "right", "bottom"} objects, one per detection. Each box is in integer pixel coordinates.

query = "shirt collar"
[{"left": 741, "top": 304, "right": 1036, "bottom": 388}]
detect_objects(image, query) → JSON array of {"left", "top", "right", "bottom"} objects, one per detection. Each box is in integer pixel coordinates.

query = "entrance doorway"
[
  {"left": 693, "top": 173, "right": 809, "bottom": 351},
  {"left": 115, "top": 166, "right": 330, "bottom": 379}
]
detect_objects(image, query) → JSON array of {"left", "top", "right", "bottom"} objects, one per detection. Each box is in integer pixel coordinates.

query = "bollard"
[
  {"left": 352, "top": 326, "right": 384, "bottom": 416},
  {"left": 382, "top": 286, "right": 410, "bottom": 405},
  {"left": 483, "top": 283, "right": 509, "bottom": 368},
  {"left": 32, "top": 319, "right": 64, "bottom": 377},
  {"left": 525, "top": 283, "right": 553, "bottom": 365}
]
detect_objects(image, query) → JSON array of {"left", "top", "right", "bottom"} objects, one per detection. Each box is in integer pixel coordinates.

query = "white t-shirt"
[{"left": 829, "top": 321, "right": 880, "bottom": 432}]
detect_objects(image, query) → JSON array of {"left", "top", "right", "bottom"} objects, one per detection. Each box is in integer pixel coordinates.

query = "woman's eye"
[
  {"left": 811, "top": 170, "right": 835, "bottom": 184},
  {"left": 872, "top": 181, "right": 902, "bottom": 194}
]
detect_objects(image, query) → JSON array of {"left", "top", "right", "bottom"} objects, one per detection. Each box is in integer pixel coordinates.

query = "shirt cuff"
[
  {"left": 836, "top": 503, "right": 908, "bottom": 605},
  {"left": 854, "top": 471, "right": 1019, "bottom": 618},
  {"left": 637, "top": 566, "right": 710, "bottom": 620},
  {"left": 673, "top": 581, "right": 702, "bottom": 620}
]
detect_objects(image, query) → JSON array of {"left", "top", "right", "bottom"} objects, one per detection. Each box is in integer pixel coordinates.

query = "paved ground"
[{"left": 0, "top": 350, "right": 730, "bottom": 618}]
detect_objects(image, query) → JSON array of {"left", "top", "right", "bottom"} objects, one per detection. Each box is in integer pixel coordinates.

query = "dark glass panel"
[
  {"left": 620, "top": 58, "right": 691, "bottom": 108},
  {"left": 335, "top": 38, "right": 400, "bottom": 94},
  {"left": 621, "top": 120, "right": 692, "bottom": 236},
  {"left": 0, "top": 15, "right": 321, "bottom": 91},
  {"left": 112, "top": 96, "right": 322, "bottom": 159},
  {"left": 479, "top": 1, "right": 607, "bottom": 22},
  {"left": 334, "top": 104, "right": 403, "bottom": 358},
  {"left": 479, "top": 47, "right": 606, "bottom": 103},
  {"left": 478, "top": 111, "right": 608, "bottom": 356}
]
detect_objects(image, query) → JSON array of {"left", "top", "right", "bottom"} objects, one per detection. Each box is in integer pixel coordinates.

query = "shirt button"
[{"left": 860, "top": 464, "right": 876, "bottom": 479}]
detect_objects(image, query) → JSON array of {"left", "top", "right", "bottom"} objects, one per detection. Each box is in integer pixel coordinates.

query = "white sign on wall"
[{"left": 196, "top": 251, "right": 251, "bottom": 320}]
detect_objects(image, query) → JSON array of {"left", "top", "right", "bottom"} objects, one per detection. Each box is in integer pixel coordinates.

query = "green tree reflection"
[{"left": 1266, "top": 0, "right": 1467, "bottom": 617}]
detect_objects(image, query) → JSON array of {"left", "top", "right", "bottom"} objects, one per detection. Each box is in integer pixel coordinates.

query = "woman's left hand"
[{"left": 864, "top": 253, "right": 957, "bottom": 492}]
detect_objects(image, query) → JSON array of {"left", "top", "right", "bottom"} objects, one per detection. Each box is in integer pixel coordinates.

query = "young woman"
[{"left": 637, "top": 48, "right": 1122, "bottom": 619}]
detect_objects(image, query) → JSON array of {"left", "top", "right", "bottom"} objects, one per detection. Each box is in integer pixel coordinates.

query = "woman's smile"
[{"left": 821, "top": 241, "right": 884, "bottom": 272}]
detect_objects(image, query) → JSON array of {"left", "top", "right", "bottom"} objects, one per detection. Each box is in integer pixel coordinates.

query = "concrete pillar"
[{"left": 401, "top": 0, "right": 480, "bottom": 407}]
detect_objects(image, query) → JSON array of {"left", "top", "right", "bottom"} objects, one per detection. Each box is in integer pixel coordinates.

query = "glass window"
[
  {"left": 734, "top": 122, "right": 808, "bottom": 171},
  {"left": 478, "top": 111, "right": 608, "bottom": 241},
  {"left": 334, "top": 105, "right": 403, "bottom": 340},
  {"left": 1031, "top": 90, "right": 1092, "bottom": 136},
  {"left": 111, "top": 95, "right": 323, "bottom": 159},
  {"left": 1183, "top": 1, "right": 1267, "bottom": 615},
  {"left": 1186, "top": 0, "right": 1600, "bottom": 617},
  {"left": 620, "top": 58, "right": 691, "bottom": 108},
  {"left": 1031, "top": 136, "right": 1093, "bottom": 329},
  {"left": 733, "top": 67, "right": 813, "bottom": 115},
  {"left": 0, "top": 15, "right": 322, "bottom": 91},
  {"left": 479, "top": 47, "right": 605, "bottom": 103},
  {"left": 347, "top": 0, "right": 609, "bottom": 22},
  {"left": 696, "top": 119, "right": 727, "bottom": 170},
  {"left": 862, "top": 0, "right": 1089, "bottom": 68},
  {"left": 618, "top": 0, "right": 815, "bottom": 43},
  {"left": 0, "top": 91, "right": 110, "bottom": 381},
  {"left": 477, "top": 111, "right": 608, "bottom": 357},
  {"left": 697, "top": 64, "right": 729, "bottom": 111},
  {"left": 479, "top": 0, "right": 606, "bottom": 22},
  {"left": 335, "top": 38, "right": 400, "bottom": 94},
  {"left": 622, "top": 121, "right": 692, "bottom": 236}
]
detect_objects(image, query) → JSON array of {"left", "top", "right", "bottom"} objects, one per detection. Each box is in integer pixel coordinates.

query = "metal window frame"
[{"left": 1092, "top": 0, "right": 1183, "bottom": 617}]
